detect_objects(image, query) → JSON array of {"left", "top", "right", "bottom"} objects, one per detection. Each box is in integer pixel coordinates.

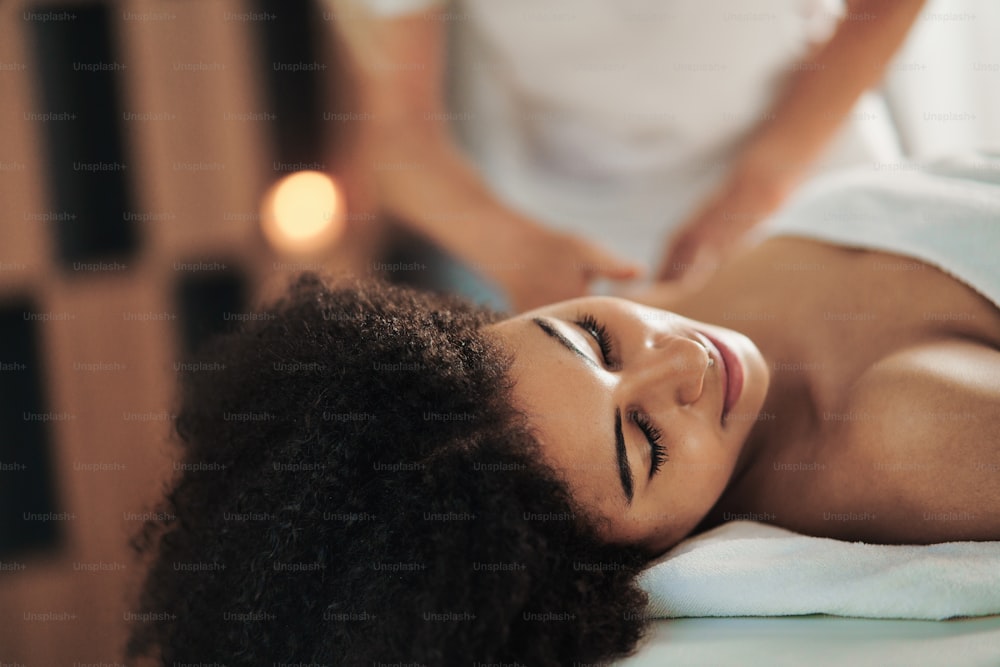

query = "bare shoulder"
[{"left": 837, "top": 337, "right": 1000, "bottom": 542}]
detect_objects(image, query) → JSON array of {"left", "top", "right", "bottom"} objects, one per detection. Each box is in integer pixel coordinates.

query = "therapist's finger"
[
  {"left": 572, "top": 237, "right": 645, "bottom": 282},
  {"left": 656, "top": 232, "right": 699, "bottom": 282},
  {"left": 660, "top": 237, "right": 724, "bottom": 291}
]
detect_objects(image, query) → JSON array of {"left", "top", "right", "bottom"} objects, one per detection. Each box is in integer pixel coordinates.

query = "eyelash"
[
  {"left": 576, "top": 312, "right": 668, "bottom": 476},
  {"left": 632, "top": 410, "right": 668, "bottom": 476},
  {"left": 576, "top": 312, "right": 616, "bottom": 366}
]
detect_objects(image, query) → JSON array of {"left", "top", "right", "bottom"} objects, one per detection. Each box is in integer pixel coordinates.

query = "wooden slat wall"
[{"left": 0, "top": 0, "right": 382, "bottom": 663}]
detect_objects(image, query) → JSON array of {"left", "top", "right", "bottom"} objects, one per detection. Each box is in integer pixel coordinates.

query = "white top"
[{"left": 337, "top": 0, "right": 902, "bottom": 269}]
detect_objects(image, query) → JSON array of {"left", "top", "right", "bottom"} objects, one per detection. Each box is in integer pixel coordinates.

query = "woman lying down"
[{"left": 127, "top": 157, "right": 1000, "bottom": 665}]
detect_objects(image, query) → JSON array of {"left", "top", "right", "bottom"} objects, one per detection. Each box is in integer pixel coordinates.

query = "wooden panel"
[
  {"left": 0, "top": 274, "right": 178, "bottom": 665},
  {"left": 116, "top": 0, "right": 272, "bottom": 259},
  {"left": 0, "top": 1, "right": 386, "bottom": 663}
]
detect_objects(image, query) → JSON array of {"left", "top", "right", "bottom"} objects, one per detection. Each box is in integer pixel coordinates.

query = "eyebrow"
[
  {"left": 613, "top": 408, "right": 634, "bottom": 504},
  {"left": 531, "top": 317, "right": 634, "bottom": 505},
  {"left": 531, "top": 317, "right": 597, "bottom": 368}
]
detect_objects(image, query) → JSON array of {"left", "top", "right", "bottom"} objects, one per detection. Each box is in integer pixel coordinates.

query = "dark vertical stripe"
[
  {"left": 0, "top": 300, "right": 61, "bottom": 556},
  {"left": 251, "top": 0, "right": 331, "bottom": 168},
  {"left": 174, "top": 268, "right": 248, "bottom": 360},
  {"left": 28, "top": 4, "right": 139, "bottom": 269}
]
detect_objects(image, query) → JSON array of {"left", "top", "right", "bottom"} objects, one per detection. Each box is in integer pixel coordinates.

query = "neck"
[{"left": 720, "top": 330, "right": 827, "bottom": 512}]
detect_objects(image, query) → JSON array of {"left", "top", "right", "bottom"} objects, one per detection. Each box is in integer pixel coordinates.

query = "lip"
[{"left": 694, "top": 330, "right": 744, "bottom": 424}]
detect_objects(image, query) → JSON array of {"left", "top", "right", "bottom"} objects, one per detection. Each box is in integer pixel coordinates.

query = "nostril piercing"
[{"left": 698, "top": 342, "right": 715, "bottom": 367}]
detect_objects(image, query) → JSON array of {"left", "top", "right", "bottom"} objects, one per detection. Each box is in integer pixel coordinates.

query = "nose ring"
[{"left": 698, "top": 341, "right": 715, "bottom": 367}]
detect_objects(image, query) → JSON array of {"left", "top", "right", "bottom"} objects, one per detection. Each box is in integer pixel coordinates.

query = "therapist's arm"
[
  {"left": 658, "top": 0, "right": 927, "bottom": 282},
  {"left": 330, "top": 1, "right": 640, "bottom": 310}
]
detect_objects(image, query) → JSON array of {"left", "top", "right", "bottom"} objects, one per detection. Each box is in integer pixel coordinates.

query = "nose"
[{"left": 618, "top": 334, "right": 710, "bottom": 408}]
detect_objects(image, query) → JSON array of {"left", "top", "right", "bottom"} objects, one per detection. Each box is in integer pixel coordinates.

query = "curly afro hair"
[{"left": 126, "top": 274, "right": 650, "bottom": 666}]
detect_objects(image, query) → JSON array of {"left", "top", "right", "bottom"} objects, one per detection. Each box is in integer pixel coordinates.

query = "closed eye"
[
  {"left": 631, "top": 410, "right": 667, "bottom": 478},
  {"left": 575, "top": 312, "right": 618, "bottom": 369},
  {"left": 575, "top": 312, "right": 668, "bottom": 479}
]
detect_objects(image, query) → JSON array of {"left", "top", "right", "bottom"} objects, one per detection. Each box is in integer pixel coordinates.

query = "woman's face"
[{"left": 487, "top": 296, "right": 770, "bottom": 555}]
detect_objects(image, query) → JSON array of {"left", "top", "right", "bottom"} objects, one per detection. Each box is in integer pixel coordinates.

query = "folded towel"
[{"left": 639, "top": 521, "right": 1000, "bottom": 620}]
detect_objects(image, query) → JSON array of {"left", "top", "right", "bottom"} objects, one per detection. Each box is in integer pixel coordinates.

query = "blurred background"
[{"left": 0, "top": 0, "right": 998, "bottom": 663}]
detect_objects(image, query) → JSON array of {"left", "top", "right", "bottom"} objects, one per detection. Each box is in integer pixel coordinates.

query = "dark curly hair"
[{"left": 126, "top": 274, "right": 650, "bottom": 666}]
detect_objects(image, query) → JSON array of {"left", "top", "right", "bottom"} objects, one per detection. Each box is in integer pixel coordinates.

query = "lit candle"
[{"left": 260, "top": 170, "right": 345, "bottom": 255}]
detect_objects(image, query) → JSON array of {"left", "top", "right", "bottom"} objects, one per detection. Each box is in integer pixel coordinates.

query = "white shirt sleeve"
[{"left": 326, "top": 0, "right": 446, "bottom": 17}]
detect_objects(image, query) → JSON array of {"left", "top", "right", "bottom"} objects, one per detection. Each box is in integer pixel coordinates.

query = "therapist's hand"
[
  {"left": 366, "top": 126, "right": 642, "bottom": 312},
  {"left": 656, "top": 159, "right": 793, "bottom": 284},
  {"left": 491, "top": 223, "right": 644, "bottom": 312},
  {"left": 655, "top": 0, "right": 927, "bottom": 284}
]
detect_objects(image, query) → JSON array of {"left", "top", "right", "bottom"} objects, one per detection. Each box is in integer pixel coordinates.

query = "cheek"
[
  {"left": 673, "top": 419, "right": 741, "bottom": 483},
  {"left": 650, "top": 450, "right": 732, "bottom": 529},
  {"left": 687, "top": 463, "right": 731, "bottom": 509},
  {"left": 688, "top": 451, "right": 735, "bottom": 504}
]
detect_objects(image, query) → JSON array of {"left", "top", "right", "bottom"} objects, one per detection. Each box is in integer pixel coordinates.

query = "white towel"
[
  {"left": 639, "top": 521, "right": 1000, "bottom": 620},
  {"left": 759, "top": 152, "right": 1000, "bottom": 312}
]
